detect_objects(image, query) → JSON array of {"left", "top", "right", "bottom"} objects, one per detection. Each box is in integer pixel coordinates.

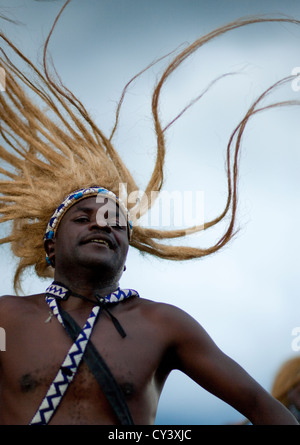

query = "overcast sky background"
[{"left": 1, "top": 0, "right": 300, "bottom": 425}]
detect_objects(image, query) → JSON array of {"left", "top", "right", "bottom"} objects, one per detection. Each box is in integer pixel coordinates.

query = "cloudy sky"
[{"left": 1, "top": 0, "right": 300, "bottom": 425}]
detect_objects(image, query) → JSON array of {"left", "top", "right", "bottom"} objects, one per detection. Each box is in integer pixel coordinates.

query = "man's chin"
[{"left": 80, "top": 257, "right": 124, "bottom": 278}]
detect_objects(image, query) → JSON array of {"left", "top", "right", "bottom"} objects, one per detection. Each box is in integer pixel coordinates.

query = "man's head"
[
  {"left": 44, "top": 187, "right": 132, "bottom": 282},
  {"left": 2, "top": 17, "right": 263, "bottom": 294}
]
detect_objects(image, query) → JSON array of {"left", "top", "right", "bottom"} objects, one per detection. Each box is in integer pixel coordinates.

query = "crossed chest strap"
[{"left": 29, "top": 281, "right": 139, "bottom": 425}]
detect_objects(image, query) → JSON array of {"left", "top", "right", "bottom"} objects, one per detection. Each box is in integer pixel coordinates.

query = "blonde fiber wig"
[
  {"left": 0, "top": 1, "right": 299, "bottom": 292},
  {"left": 271, "top": 357, "right": 300, "bottom": 407}
]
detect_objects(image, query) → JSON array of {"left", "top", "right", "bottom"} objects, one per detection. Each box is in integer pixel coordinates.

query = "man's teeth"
[{"left": 90, "top": 239, "right": 109, "bottom": 247}]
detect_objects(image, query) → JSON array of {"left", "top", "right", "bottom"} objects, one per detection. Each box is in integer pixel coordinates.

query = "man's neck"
[{"left": 53, "top": 273, "right": 120, "bottom": 302}]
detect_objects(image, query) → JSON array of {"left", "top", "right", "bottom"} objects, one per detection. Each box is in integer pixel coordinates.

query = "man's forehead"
[
  {"left": 44, "top": 187, "right": 133, "bottom": 242},
  {"left": 70, "top": 195, "right": 119, "bottom": 208},
  {"left": 67, "top": 196, "right": 127, "bottom": 219}
]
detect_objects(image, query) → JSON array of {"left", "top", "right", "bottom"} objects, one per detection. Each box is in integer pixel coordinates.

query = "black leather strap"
[{"left": 59, "top": 307, "right": 134, "bottom": 425}]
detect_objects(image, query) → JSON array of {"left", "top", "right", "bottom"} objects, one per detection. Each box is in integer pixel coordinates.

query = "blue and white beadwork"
[
  {"left": 29, "top": 282, "right": 139, "bottom": 425},
  {"left": 30, "top": 304, "right": 100, "bottom": 425},
  {"left": 45, "top": 281, "right": 139, "bottom": 304},
  {"left": 44, "top": 187, "right": 133, "bottom": 242},
  {"left": 46, "top": 282, "right": 70, "bottom": 299}
]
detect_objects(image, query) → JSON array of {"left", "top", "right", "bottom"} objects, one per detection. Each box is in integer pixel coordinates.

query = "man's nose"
[{"left": 89, "top": 217, "right": 112, "bottom": 231}]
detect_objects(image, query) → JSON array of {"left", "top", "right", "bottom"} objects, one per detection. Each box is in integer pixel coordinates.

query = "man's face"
[{"left": 46, "top": 196, "right": 130, "bottom": 279}]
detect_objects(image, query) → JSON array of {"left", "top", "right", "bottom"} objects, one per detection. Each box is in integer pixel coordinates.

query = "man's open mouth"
[
  {"left": 81, "top": 234, "right": 116, "bottom": 249},
  {"left": 88, "top": 239, "right": 111, "bottom": 248}
]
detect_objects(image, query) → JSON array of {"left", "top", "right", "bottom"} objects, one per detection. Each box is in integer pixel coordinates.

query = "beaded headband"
[{"left": 44, "top": 187, "right": 133, "bottom": 243}]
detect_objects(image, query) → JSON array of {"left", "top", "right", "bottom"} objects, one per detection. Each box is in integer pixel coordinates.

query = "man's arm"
[{"left": 163, "top": 304, "right": 298, "bottom": 425}]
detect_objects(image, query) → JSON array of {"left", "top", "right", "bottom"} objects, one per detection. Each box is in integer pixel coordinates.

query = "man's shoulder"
[
  {"left": 136, "top": 297, "right": 198, "bottom": 327},
  {"left": 0, "top": 294, "right": 25, "bottom": 308},
  {"left": 0, "top": 294, "right": 44, "bottom": 321},
  {"left": 135, "top": 296, "right": 178, "bottom": 312},
  {"left": 0, "top": 293, "right": 44, "bottom": 305},
  {"left": 134, "top": 297, "right": 206, "bottom": 348}
]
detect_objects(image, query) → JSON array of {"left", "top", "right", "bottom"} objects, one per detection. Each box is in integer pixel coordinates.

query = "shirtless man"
[{"left": 0, "top": 191, "right": 297, "bottom": 425}]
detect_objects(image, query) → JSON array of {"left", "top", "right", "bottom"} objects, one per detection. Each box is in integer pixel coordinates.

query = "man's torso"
[{"left": 0, "top": 293, "right": 178, "bottom": 425}]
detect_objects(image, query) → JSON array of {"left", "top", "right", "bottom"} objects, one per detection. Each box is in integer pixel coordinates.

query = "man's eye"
[{"left": 74, "top": 216, "right": 89, "bottom": 223}]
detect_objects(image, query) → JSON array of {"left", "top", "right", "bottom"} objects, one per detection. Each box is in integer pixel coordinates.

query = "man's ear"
[{"left": 44, "top": 238, "right": 56, "bottom": 267}]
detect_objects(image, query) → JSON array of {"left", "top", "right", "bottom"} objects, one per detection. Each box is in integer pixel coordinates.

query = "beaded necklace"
[{"left": 30, "top": 281, "right": 139, "bottom": 425}]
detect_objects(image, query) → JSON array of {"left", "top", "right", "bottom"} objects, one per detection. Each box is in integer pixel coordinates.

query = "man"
[
  {"left": 0, "top": 187, "right": 297, "bottom": 424},
  {"left": 0, "top": 6, "right": 299, "bottom": 425}
]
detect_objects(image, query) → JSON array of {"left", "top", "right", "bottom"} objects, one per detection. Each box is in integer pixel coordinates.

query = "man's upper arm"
[{"left": 165, "top": 304, "right": 273, "bottom": 419}]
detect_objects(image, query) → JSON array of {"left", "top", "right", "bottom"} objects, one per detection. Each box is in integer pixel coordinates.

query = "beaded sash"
[{"left": 29, "top": 282, "right": 139, "bottom": 425}]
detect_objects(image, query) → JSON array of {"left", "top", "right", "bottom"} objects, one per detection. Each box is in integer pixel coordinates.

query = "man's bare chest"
[{"left": 2, "top": 306, "right": 168, "bottom": 402}]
